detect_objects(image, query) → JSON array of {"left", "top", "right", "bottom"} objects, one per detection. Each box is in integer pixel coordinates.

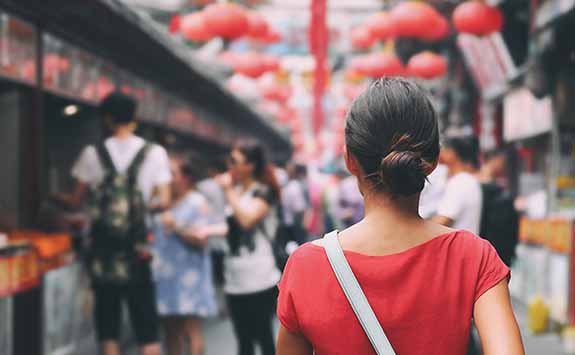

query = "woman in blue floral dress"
[{"left": 152, "top": 159, "right": 219, "bottom": 355}]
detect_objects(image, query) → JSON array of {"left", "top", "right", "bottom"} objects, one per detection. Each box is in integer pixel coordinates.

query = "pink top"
[{"left": 277, "top": 230, "right": 509, "bottom": 355}]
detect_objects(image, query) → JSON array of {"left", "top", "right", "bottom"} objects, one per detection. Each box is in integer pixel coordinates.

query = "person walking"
[
  {"left": 276, "top": 78, "right": 524, "bottom": 355},
  {"left": 432, "top": 136, "right": 483, "bottom": 234},
  {"left": 58, "top": 92, "right": 171, "bottom": 355},
  {"left": 152, "top": 158, "right": 219, "bottom": 355},
  {"left": 215, "top": 142, "right": 282, "bottom": 355}
]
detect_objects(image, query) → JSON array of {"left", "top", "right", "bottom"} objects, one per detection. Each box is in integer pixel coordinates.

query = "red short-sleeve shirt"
[{"left": 277, "top": 230, "right": 509, "bottom": 355}]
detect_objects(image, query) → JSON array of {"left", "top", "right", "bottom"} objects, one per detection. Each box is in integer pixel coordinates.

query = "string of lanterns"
[{"left": 350, "top": 0, "right": 504, "bottom": 80}]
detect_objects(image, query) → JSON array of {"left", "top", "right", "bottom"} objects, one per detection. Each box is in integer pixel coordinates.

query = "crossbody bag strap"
[{"left": 323, "top": 231, "right": 397, "bottom": 355}]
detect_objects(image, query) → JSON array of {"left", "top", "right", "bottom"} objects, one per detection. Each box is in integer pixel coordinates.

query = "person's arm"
[
  {"left": 149, "top": 183, "right": 171, "bottom": 213},
  {"left": 224, "top": 186, "right": 271, "bottom": 230},
  {"left": 277, "top": 326, "right": 313, "bottom": 355},
  {"left": 54, "top": 180, "right": 89, "bottom": 209},
  {"left": 474, "top": 280, "right": 524, "bottom": 355},
  {"left": 216, "top": 173, "right": 271, "bottom": 230}
]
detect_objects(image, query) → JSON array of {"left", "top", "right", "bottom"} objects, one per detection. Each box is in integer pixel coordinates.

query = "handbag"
[{"left": 323, "top": 230, "right": 397, "bottom": 355}]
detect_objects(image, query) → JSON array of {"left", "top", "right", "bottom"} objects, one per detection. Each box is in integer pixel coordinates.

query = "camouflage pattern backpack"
[{"left": 87, "top": 142, "right": 152, "bottom": 284}]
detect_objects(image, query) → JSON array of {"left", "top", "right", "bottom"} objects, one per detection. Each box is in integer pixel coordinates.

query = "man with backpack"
[{"left": 59, "top": 92, "right": 171, "bottom": 355}]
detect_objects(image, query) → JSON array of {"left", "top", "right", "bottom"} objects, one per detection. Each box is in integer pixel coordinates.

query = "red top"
[{"left": 277, "top": 230, "right": 509, "bottom": 355}]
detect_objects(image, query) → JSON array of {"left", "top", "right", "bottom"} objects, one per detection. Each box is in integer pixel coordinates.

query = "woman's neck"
[{"left": 363, "top": 192, "right": 421, "bottom": 225}]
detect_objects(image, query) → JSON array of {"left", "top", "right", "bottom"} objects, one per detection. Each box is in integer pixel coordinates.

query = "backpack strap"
[
  {"left": 126, "top": 143, "right": 152, "bottom": 183},
  {"left": 323, "top": 231, "right": 397, "bottom": 355},
  {"left": 95, "top": 143, "right": 117, "bottom": 177}
]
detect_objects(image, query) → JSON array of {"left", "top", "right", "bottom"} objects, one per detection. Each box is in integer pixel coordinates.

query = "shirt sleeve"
[
  {"left": 148, "top": 145, "right": 172, "bottom": 187},
  {"left": 277, "top": 255, "right": 302, "bottom": 334},
  {"left": 474, "top": 239, "right": 511, "bottom": 302},
  {"left": 437, "top": 176, "right": 466, "bottom": 221},
  {"left": 71, "top": 145, "right": 101, "bottom": 185}
]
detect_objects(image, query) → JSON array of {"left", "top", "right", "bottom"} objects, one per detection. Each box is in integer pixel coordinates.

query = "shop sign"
[
  {"left": 457, "top": 32, "right": 517, "bottom": 99},
  {"left": 535, "top": 0, "right": 575, "bottom": 29},
  {"left": 503, "top": 88, "right": 553, "bottom": 141}
]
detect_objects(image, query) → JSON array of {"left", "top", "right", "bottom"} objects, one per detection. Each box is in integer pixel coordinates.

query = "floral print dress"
[{"left": 152, "top": 191, "right": 217, "bottom": 317}]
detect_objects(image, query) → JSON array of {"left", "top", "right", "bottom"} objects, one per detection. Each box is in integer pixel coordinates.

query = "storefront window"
[{"left": 0, "top": 13, "right": 37, "bottom": 84}]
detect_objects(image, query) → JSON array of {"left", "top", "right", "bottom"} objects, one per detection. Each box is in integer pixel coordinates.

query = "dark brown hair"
[
  {"left": 345, "top": 77, "right": 440, "bottom": 196},
  {"left": 235, "top": 141, "right": 281, "bottom": 201}
]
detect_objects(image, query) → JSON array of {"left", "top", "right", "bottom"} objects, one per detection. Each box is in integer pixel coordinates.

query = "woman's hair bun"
[{"left": 380, "top": 150, "right": 428, "bottom": 196}]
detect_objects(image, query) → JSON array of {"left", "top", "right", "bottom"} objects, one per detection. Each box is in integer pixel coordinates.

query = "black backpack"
[
  {"left": 87, "top": 142, "right": 152, "bottom": 284},
  {"left": 480, "top": 183, "right": 519, "bottom": 266}
]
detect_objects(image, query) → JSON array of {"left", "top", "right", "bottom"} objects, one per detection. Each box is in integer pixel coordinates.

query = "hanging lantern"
[
  {"left": 262, "top": 54, "right": 281, "bottom": 72},
  {"left": 234, "top": 52, "right": 267, "bottom": 78},
  {"left": 181, "top": 13, "right": 213, "bottom": 42},
  {"left": 364, "top": 52, "right": 405, "bottom": 78},
  {"left": 351, "top": 26, "right": 376, "bottom": 50},
  {"left": 169, "top": 14, "right": 181, "bottom": 33},
  {"left": 259, "top": 81, "right": 291, "bottom": 104},
  {"left": 453, "top": 1, "right": 503, "bottom": 36},
  {"left": 259, "top": 29, "right": 282, "bottom": 44},
  {"left": 365, "top": 12, "right": 395, "bottom": 41},
  {"left": 407, "top": 51, "right": 447, "bottom": 79},
  {"left": 247, "top": 12, "right": 269, "bottom": 38},
  {"left": 390, "top": 2, "right": 441, "bottom": 38},
  {"left": 421, "top": 16, "right": 450, "bottom": 42},
  {"left": 203, "top": 3, "right": 249, "bottom": 39}
]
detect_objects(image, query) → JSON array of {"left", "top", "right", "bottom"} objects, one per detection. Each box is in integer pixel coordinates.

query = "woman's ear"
[{"left": 344, "top": 147, "right": 360, "bottom": 177}]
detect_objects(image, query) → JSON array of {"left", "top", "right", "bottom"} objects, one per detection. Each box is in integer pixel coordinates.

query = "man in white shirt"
[
  {"left": 433, "top": 136, "right": 483, "bottom": 234},
  {"left": 59, "top": 92, "right": 171, "bottom": 355}
]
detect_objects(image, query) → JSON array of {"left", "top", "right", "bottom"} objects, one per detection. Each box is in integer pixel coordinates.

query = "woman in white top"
[{"left": 214, "top": 141, "right": 282, "bottom": 355}]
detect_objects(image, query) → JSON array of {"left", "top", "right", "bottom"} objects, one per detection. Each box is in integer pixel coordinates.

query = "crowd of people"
[{"left": 55, "top": 78, "right": 523, "bottom": 355}]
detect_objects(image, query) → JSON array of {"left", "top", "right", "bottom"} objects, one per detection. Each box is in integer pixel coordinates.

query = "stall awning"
[{"left": 0, "top": 0, "right": 291, "bottom": 156}]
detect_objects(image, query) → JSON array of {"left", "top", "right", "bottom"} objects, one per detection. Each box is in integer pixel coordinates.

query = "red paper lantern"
[
  {"left": 234, "top": 52, "right": 267, "bottom": 78},
  {"left": 365, "top": 12, "right": 395, "bottom": 41},
  {"left": 422, "top": 15, "right": 450, "bottom": 42},
  {"left": 351, "top": 26, "right": 375, "bottom": 50},
  {"left": 259, "top": 81, "right": 291, "bottom": 104},
  {"left": 181, "top": 13, "right": 213, "bottom": 42},
  {"left": 407, "top": 52, "right": 447, "bottom": 79},
  {"left": 259, "top": 29, "right": 282, "bottom": 44},
  {"left": 169, "top": 14, "right": 181, "bottom": 33},
  {"left": 453, "top": 1, "right": 503, "bottom": 36},
  {"left": 390, "top": 2, "right": 441, "bottom": 38},
  {"left": 364, "top": 53, "right": 405, "bottom": 78},
  {"left": 261, "top": 54, "right": 280, "bottom": 72},
  {"left": 203, "top": 3, "right": 249, "bottom": 39},
  {"left": 247, "top": 12, "right": 269, "bottom": 38}
]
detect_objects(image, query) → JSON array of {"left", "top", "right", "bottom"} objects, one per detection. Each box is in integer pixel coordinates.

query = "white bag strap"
[{"left": 323, "top": 230, "right": 397, "bottom": 355}]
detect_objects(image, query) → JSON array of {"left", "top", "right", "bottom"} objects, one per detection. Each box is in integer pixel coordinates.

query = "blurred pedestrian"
[
  {"left": 277, "top": 78, "right": 523, "bottom": 355},
  {"left": 197, "top": 157, "right": 228, "bottom": 287},
  {"left": 152, "top": 158, "right": 219, "bottom": 355},
  {"left": 57, "top": 92, "right": 171, "bottom": 355},
  {"left": 432, "top": 136, "right": 483, "bottom": 234},
  {"left": 282, "top": 163, "right": 308, "bottom": 245},
  {"left": 478, "top": 148, "right": 519, "bottom": 266},
  {"left": 338, "top": 175, "right": 364, "bottom": 228},
  {"left": 215, "top": 142, "right": 282, "bottom": 355}
]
